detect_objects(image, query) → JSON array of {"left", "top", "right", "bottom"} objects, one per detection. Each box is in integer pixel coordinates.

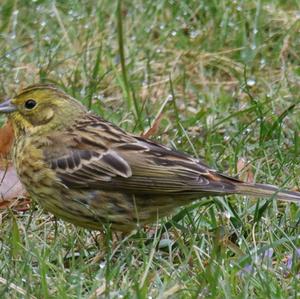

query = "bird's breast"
[{"left": 12, "top": 136, "right": 60, "bottom": 199}]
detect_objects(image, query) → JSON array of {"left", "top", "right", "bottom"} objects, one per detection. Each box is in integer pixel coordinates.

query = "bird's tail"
[{"left": 235, "top": 182, "right": 300, "bottom": 202}]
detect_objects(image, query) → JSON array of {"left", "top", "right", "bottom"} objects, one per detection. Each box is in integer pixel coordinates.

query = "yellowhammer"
[{"left": 0, "top": 84, "right": 299, "bottom": 231}]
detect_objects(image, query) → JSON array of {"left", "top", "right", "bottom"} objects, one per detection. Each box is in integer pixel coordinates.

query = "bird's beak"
[{"left": 0, "top": 98, "right": 17, "bottom": 113}]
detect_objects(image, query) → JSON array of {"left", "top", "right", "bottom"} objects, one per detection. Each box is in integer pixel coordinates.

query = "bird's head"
[{"left": 0, "top": 84, "right": 87, "bottom": 136}]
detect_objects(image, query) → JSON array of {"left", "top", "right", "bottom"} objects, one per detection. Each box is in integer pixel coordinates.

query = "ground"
[{"left": 0, "top": 0, "right": 300, "bottom": 298}]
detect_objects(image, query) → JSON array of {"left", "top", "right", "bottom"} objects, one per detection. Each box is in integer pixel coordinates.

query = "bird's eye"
[{"left": 24, "top": 99, "right": 37, "bottom": 110}]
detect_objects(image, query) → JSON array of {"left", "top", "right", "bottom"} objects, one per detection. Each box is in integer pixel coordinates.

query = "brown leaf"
[
  {"left": 0, "top": 121, "right": 30, "bottom": 211},
  {"left": 0, "top": 120, "right": 14, "bottom": 158},
  {"left": 0, "top": 163, "right": 27, "bottom": 209}
]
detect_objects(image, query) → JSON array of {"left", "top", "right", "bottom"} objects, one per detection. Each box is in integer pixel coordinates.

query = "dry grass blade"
[
  {"left": 0, "top": 277, "right": 37, "bottom": 299},
  {"left": 159, "top": 284, "right": 182, "bottom": 299}
]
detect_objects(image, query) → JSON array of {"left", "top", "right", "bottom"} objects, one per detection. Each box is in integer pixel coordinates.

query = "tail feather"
[{"left": 235, "top": 182, "right": 300, "bottom": 202}]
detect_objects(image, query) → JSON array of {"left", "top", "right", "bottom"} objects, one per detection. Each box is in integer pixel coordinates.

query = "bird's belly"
[
  {"left": 55, "top": 190, "right": 183, "bottom": 231},
  {"left": 33, "top": 187, "right": 182, "bottom": 231}
]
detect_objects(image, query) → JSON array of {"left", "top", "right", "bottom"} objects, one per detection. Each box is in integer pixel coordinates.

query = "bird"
[{"left": 0, "top": 84, "right": 299, "bottom": 232}]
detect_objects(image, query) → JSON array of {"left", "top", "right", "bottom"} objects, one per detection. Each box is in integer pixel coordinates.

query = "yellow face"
[{"left": 0, "top": 85, "right": 86, "bottom": 135}]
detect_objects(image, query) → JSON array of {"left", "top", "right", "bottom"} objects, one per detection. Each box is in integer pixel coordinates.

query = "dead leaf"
[
  {"left": 0, "top": 121, "right": 29, "bottom": 211},
  {"left": 0, "top": 163, "right": 27, "bottom": 210},
  {"left": 0, "top": 120, "right": 14, "bottom": 158}
]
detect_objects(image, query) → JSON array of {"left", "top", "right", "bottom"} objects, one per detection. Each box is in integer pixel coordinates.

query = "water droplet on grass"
[
  {"left": 224, "top": 211, "right": 231, "bottom": 219},
  {"left": 167, "top": 94, "right": 173, "bottom": 101},
  {"left": 99, "top": 261, "right": 106, "bottom": 269},
  {"left": 80, "top": 89, "right": 85, "bottom": 96},
  {"left": 43, "top": 35, "right": 51, "bottom": 42},
  {"left": 190, "top": 30, "right": 199, "bottom": 39},
  {"left": 260, "top": 58, "right": 266, "bottom": 67},
  {"left": 243, "top": 128, "right": 252, "bottom": 135},
  {"left": 246, "top": 78, "right": 256, "bottom": 87},
  {"left": 158, "top": 239, "right": 172, "bottom": 248}
]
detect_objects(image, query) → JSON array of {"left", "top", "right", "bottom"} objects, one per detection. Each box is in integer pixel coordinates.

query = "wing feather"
[
  {"left": 44, "top": 115, "right": 238, "bottom": 195},
  {"left": 49, "top": 148, "right": 132, "bottom": 185}
]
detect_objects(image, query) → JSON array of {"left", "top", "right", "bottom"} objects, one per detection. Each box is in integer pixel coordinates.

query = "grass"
[{"left": 0, "top": 0, "right": 300, "bottom": 297}]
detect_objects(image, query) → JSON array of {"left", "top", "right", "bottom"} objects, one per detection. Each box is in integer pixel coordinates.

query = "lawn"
[{"left": 0, "top": 0, "right": 300, "bottom": 298}]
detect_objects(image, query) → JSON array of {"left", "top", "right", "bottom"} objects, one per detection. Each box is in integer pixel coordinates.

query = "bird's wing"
[
  {"left": 48, "top": 147, "right": 132, "bottom": 184},
  {"left": 44, "top": 115, "right": 239, "bottom": 195},
  {"left": 112, "top": 136, "right": 239, "bottom": 195}
]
